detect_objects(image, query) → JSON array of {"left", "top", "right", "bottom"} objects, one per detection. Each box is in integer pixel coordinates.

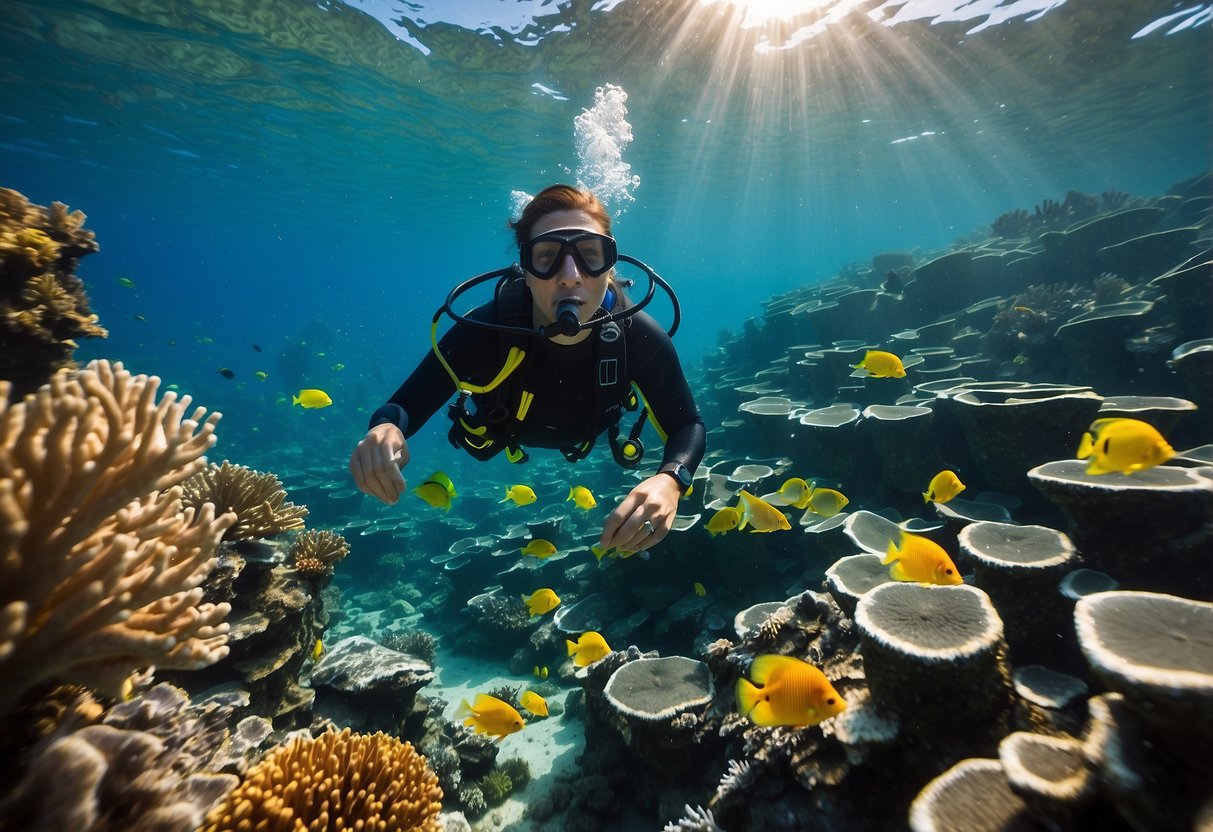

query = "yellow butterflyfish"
[
  {"left": 777, "top": 477, "right": 813, "bottom": 509},
  {"left": 455, "top": 694, "right": 525, "bottom": 741},
  {"left": 736, "top": 654, "right": 846, "bottom": 727},
  {"left": 705, "top": 506, "right": 741, "bottom": 537},
  {"left": 414, "top": 481, "right": 453, "bottom": 511},
  {"left": 519, "top": 690, "right": 549, "bottom": 718},
  {"left": 292, "top": 388, "right": 333, "bottom": 409},
  {"left": 1077, "top": 418, "right": 1174, "bottom": 475},
  {"left": 806, "top": 487, "right": 849, "bottom": 517},
  {"left": 522, "top": 588, "right": 561, "bottom": 616},
  {"left": 502, "top": 484, "right": 537, "bottom": 506},
  {"left": 692, "top": 581, "right": 707, "bottom": 597},
  {"left": 311, "top": 638, "right": 324, "bottom": 661},
  {"left": 566, "top": 631, "right": 612, "bottom": 667},
  {"left": 567, "top": 485, "right": 597, "bottom": 510},
  {"left": 521, "top": 539, "right": 557, "bottom": 559},
  {"left": 923, "top": 470, "right": 966, "bottom": 504},
  {"left": 883, "top": 531, "right": 963, "bottom": 585},
  {"left": 850, "top": 350, "right": 906, "bottom": 379},
  {"left": 737, "top": 490, "right": 791, "bottom": 533}
]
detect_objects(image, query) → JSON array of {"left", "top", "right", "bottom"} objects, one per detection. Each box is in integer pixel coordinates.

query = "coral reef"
[
  {"left": 289, "top": 528, "right": 349, "bottom": 578},
  {"left": 382, "top": 630, "right": 440, "bottom": 664},
  {"left": 0, "top": 683, "right": 239, "bottom": 832},
  {"left": 181, "top": 460, "right": 308, "bottom": 540},
  {"left": 0, "top": 361, "right": 234, "bottom": 718},
  {"left": 0, "top": 187, "right": 106, "bottom": 400},
  {"left": 201, "top": 727, "right": 443, "bottom": 832}
]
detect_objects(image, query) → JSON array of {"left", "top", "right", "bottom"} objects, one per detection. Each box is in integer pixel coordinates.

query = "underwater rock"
[
  {"left": 1074, "top": 591, "right": 1213, "bottom": 753},
  {"left": 1039, "top": 206, "right": 1164, "bottom": 283},
  {"left": 998, "top": 731, "right": 1098, "bottom": 830},
  {"left": 1054, "top": 300, "right": 1157, "bottom": 390},
  {"left": 1151, "top": 259, "right": 1212, "bottom": 342},
  {"left": 1028, "top": 460, "right": 1213, "bottom": 596},
  {"left": 861, "top": 404, "right": 944, "bottom": 497},
  {"left": 603, "top": 656, "right": 714, "bottom": 723},
  {"left": 1168, "top": 338, "right": 1213, "bottom": 411},
  {"left": 958, "top": 521, "right": 1080, "bottom": 667},
  {"left": 311, "top": 635, "right": 434, "bottom": 731},
  {"left": 1096, "top": 394, "right": 1198, "bottom": 436},
  {"left": 906, "top": 250, "right": 980, "bottom": 320},
  {"left": 1097, "top": 226, "right": 1201, "bottom": 281},
  {"left": 947, "top": 385, "right": 1103, "bottom": 497},
  {"left": 737, "top": 396, "right": 801, "bottom": 456},
  {"left": 1082, "top": 692, "right": 1208, "bottom": 832},
  {"left": 855, "top": 583, "right": 1012, "bottom": 757},
  {"left": 909, "top": 758, "right": 1033, "bottom": 832},
  {"left": 824, "top": 554, "right": 891, "bottom": 619},
  {"left": 1012, "top": 665, "right": 1089, "bottom": 737},
  {"left": 790, "top": 403, "right": 878, "bottom": 491}
]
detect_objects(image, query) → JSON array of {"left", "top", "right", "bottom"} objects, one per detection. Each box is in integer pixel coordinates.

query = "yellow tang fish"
[
  {"left": 923, "top": 470, "right": 965, "bottom": 504},
  {"left": 566, "top": 631, "right": 612, "bottom": 667},
  {"left": 806, "top": 487, "right": 849, "bottom": 517},
  {"left": 567, "top": 485, "right": 597, "bottom": 510},
  {"left": 850, "top": 350, "right": 907, "bottom": 379},
  {"left": 311, "top": 638, "right": 324, "bottom": 661},
  {"left": 777, "top": 477, "right": 813, "bottom": 509},
  {"left": 521, "top": 539, "right": 558, "bottom": 559},
  {"left": 705, "top": 506, "right": 741, "bottom": 537},
  {"left": 254, "top": 371, "right": 269, "bottom": 381},
  {"left": 426, "top": 471, "right": 458, "bottom": 497},
  {"left": 692, "top": 581, "right": 707, "bottom": 597},
  {"left": 737, "top": 490, "right": 791, "bottom": 533},
  {"left": 519, "top": 690, "right": 549, "bottom": 717},
  {"left": 1077, "top": 418, "right": 1175, "bottom": 475},
  {"left": 736, "top": 654, "right": 847, "bottom": 728},
  {"left": 502, "top": 484, "right": 537, "bottom": 506},
  {"left": 883, "top": 531, "right": 962, "bottom": 585},
  {"left": 292, "top": 388, "right": 333, "bottom": 409},
  {"left": 414, "top": 481, "right": 453, "bottom": 511},
  {"left": 533, "top": 665, "right": 549, "bottom": 680},
  {"left": 332, "top": 363, "right": 345, "bottom": 371},
  {"left": 455, "top": 694, "right": 525, "bottom": 741},
  {"left": 117, "top": 276, "right": 136, "bottom": 288},
  {"left": 522, "top": 588, "right": 561, "bottom": 616}
]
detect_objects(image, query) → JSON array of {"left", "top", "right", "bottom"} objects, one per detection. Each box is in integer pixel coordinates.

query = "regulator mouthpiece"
[{"left": 551, "top": 300, "right": 583, "bottom": 338}]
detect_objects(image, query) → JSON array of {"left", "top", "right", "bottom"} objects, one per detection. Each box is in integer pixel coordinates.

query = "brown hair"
[{"left": 510, "top": 184, "right": 612, "bottom": 248}]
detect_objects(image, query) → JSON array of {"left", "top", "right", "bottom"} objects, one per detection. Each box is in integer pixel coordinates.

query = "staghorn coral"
[
  {"left": 182, "top": 460, "right": 307, "bottom": 540},
  {"left": 0, "top": 360, "right": 235, "bottom": 718},
  {"left": 201, "top": 727, "right": 443, "bottom": 832},
  {"left": 289, "top": 528, "right": 349, "bottom": 577},
  {"left": 0, "top": 187, "right": 106, "bottom": 399}
]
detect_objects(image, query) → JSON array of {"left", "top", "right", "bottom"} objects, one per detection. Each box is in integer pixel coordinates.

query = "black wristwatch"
[{"left": 658, "top": 462, "right": 694, "bottom": 496}]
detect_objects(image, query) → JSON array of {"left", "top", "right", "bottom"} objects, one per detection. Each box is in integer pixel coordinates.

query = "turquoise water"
[
  {"left": 3, "top": 1, "right": 1209, "bottom": 478},
  {"left": 2, "top": 3, "right": 1212, "bottom": 827}
]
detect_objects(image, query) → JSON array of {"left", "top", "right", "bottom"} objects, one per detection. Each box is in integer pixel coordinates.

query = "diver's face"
[{"left": 525, "top": 209, "right": 611, "bottom": 339}]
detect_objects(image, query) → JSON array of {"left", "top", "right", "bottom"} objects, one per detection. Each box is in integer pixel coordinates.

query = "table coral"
[{"left": 0, "top": 360, "right": 235, "bottom": 717}]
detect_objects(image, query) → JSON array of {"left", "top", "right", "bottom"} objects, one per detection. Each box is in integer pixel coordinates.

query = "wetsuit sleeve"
[
  {"left": 628, "top": 312, "right": 706, "bottom": 472},
  {"left": 368, "top": 314, "right": 499, "bottom": 439}
]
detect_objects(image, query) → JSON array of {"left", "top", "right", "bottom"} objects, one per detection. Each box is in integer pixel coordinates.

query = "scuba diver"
[{"left": 349, "top": 184, "right": 706, "bottom": 554}]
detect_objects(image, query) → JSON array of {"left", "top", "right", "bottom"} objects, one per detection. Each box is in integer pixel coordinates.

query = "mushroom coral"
[{"left": 0, "top": 360, "right": 235, "bottom": 718}]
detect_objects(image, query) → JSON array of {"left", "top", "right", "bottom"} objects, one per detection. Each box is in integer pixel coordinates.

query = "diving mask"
[{"left": 520, "top": 229, "right": 617, "bottom": 279}]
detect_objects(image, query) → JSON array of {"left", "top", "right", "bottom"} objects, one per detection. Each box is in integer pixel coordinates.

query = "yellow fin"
[{"left": 1077, "top": 432, "right": 1095, "bottom": 459}]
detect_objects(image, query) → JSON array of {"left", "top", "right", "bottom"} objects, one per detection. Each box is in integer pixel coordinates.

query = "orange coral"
[{"left": 202, "top": 728, "right": 443, "bottom": 832}]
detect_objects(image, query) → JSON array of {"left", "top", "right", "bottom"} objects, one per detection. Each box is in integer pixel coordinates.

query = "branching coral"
[
  {"left": 201, "top": 728, "right": 443, "bottom": 832},
  {"left": 289, "top": 528, "right": 349, "bottom": 577},
  {"left": 0, "top": 187, "right": 106, "bottom": 399},
  {"left": 0, "top": 360, "right": 235, "bottom": 718},
  {"left": 181, "top": 460, "right": 307, "bottom": 540}
]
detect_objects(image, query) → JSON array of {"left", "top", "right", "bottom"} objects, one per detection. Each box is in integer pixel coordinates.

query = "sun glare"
[{"left": 696, "top": 0, "right": 836, "bottom": 28}]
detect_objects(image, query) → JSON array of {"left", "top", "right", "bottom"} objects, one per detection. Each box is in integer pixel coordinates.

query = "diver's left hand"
[{"left": 600, "top": 473, "right": 682, "bottom": 553}]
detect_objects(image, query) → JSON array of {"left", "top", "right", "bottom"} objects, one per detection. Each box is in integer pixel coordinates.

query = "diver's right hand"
[{"left": 349, "top": 423, "right": 409, "bottom": 505}]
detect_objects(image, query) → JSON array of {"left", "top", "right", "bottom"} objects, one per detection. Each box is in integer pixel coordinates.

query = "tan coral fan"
[
  {"left": 291, "top": 528, "right": 349, "bottom": 575},
  {"left": 182, "top": 460, "right": 307, "bottom": 540},
  {"left": 0, "top": 360, "right": 234, "bottom": 717},
  {"left": 202, "top": 728, "right": 443, "bottom": 832}
]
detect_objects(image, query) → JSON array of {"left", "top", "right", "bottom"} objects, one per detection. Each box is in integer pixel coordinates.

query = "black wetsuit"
[{"left": 369, "top": 288, "right": 705, "bottom": 473}]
